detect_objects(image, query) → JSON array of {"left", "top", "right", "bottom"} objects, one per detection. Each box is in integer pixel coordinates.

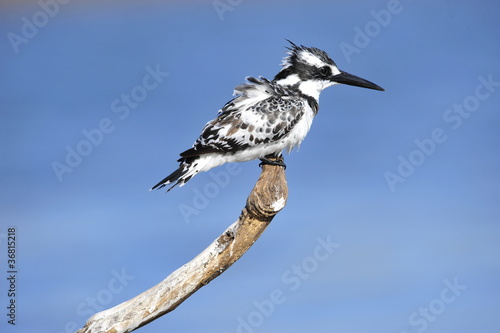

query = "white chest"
[{"left": 282, "top": 104, "right": 315, "bottom": 152}]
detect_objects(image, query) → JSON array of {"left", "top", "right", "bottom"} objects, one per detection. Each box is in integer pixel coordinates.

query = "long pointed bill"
[{"left": 332, "top": 71, "right": 384, "bottom": 91}]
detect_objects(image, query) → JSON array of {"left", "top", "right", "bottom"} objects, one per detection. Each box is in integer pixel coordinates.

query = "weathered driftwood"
[{"left": 76, "top": 158, "right": 288, "bottom": 333}]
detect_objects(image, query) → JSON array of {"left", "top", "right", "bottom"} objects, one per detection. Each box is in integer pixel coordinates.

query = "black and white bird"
[{"left": 151, "top": 41, "right": 383, "bottom": 191}]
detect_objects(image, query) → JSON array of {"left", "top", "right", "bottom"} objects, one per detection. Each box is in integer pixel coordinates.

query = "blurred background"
[{"left": 1, "top": 0, "right": 499, "bottom": 332}]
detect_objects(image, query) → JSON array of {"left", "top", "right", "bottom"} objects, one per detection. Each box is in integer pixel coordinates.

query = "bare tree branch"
[{"left": 76, "top": 159, "right": 288, "bottom": 333}]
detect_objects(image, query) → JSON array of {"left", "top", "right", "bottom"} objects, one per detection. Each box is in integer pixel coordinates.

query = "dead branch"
[{"left": 76, "top": 158, "right": 288, "bottom": 333}]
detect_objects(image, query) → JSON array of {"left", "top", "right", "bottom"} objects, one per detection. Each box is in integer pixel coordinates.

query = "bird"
[{"left": 151, "top": 40, "right": 384, "bottom": 192}]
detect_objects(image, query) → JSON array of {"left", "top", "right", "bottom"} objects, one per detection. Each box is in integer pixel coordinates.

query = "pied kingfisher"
[{"left": 151, "top": 41, "right": 384, "bottom": 191}]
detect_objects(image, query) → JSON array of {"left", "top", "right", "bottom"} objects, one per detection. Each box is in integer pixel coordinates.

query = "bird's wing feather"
[{"left": 180, "top": 77, "right": 305, "bottom": 158}]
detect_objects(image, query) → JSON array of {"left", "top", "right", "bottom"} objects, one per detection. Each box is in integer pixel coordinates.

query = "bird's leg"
[{"left": 259, "top": 154, "right": 286, "bottom": 169}]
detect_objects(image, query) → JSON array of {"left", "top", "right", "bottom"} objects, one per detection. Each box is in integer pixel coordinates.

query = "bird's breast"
[{"left": 282, "top": 106, "right": 315, "bottom": 151}]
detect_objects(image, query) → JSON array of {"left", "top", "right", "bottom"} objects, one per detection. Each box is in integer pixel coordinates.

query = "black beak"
[{"left": 332, "top": 71, "right": 384, "bottom": 91}]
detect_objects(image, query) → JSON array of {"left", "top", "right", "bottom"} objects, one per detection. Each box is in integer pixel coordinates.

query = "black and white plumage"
[{"left": 151, "top": 41, "right": 384, "bottom": 191}]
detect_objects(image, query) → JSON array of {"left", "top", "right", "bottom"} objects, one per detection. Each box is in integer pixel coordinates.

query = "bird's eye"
[{"left": 319, "top": 66, "right": 331, "bottom": 77}]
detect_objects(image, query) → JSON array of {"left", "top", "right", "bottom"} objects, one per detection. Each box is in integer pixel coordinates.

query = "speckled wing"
[{"left": 179, "top": 77, "right": 306, "bottom": 159}]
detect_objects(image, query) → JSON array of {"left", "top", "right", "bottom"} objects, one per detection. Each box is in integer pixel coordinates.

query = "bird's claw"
[{"left": 259, "top": 156, "right": 287, "bottom": 169}]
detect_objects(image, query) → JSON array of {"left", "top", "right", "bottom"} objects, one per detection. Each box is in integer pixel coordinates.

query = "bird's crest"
[{"left": 280, "top": 40, "right": 336, "bottom": 70}]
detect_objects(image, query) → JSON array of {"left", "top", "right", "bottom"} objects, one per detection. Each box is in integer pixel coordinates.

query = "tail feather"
[
  {"left": 151, "top": 156, "right": 212, "bottom": 192},
  {"left": 150, "top": 165, "right": 190, "bottom": 192}
]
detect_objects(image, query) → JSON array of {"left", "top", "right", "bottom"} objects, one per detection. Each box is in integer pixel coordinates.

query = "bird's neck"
[
  {"left": 274, "top": 73, "right": 320, "bottom": 114},
  {"left": 274, "top": 73, "right": 322, "bottom": 102}
]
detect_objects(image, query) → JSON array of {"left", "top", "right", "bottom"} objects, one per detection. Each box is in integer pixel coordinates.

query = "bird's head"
[{"left": 274, "top": 41, "right": 384, "bottom": 100}]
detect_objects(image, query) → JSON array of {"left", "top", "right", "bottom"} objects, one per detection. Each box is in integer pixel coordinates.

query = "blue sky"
[{"left": 1, "top": 0, "right": 499, "bottom": 332}]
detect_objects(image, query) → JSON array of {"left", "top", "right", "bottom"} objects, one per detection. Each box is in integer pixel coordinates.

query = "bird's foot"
[{"left": 259, "top": 156, "right": 286, "bottom": 169}]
